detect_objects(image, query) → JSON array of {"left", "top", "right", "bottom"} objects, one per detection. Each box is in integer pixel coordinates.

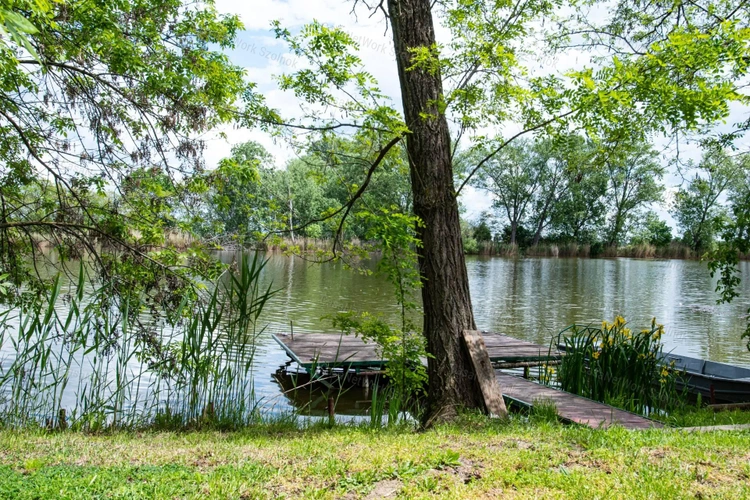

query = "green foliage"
[
  {"left": 473, "top": 219, "right": 492, "bottom": 242},
  {"left": 630, "top": 212, "right": 672, "bottom": 248},
  {"left": 331, "top": 311, "right": 427, "bottom": 410},
  {"left": 0, "top": 0, "right": 273, "bottom": 315},
  {"left": 672, "top": 147, "right": 743, "bottom": 253},
  {"left": 460, "top": 217, "right": 479, "bottom": 254},
  {"left": 554, "top": 316, "right": 687, "bottom": 415},
  {"left": 467, "top": 139, "right": 542, "bottom": 246},
  {"left": 191, "top": 135, "right": 412, "bottom": 247},
  {"left": 601, "top": 139, "right": 665, "bottom": 247},
  {"left": 549, "top": 162, "right": 609, "bottom": 244},
  {"left": 465, "top": 135, "right": 614, "bottom": 248},
  {"left": 331, "top": 209, "right": 427, "bottom": 414},
  {"left": 708, "top": 153, "right": 750, "bottom": 349}
]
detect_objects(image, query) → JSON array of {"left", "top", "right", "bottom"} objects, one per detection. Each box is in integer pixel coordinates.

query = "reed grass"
[{"left": 0, "top": 253, "right": 275, "bottom": 430}]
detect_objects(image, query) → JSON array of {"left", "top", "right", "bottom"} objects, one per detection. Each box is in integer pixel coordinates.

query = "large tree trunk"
[{"left": 388, "top": 0, "right": 485, "bottom": 423}]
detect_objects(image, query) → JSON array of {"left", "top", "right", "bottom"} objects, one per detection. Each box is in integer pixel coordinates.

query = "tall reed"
[{"left": 0, "top": 253, "right": 274, "bottom": 430}]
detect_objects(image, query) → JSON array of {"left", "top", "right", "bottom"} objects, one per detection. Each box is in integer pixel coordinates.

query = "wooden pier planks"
[
  {"left": 272, "top": 331, "right": 560, "bottom": 369},
  {"left": 274, "top": 332, "right": 662, "bottom": 430},
  {"left": 273, "top": 333, "right": 384, "bottom": 369},
  {"left": 496, "top": 372, "right": 663, "bottom": 429}
]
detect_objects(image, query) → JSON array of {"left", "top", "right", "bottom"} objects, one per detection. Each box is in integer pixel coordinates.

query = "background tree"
[
  {"left": 603, "top": 139, "right": 665, "bottom": 247},
  {"left": 471, "top": 139, "right": 543, "bottom": 246},
  {"left": 549, "top": 165, "right": 608, "bottom": 244},
  {"left": 195, "top": 141, "right": 271, "bottom": 243},
  {"left": 473, "top": 214, "right": 493, "bottom": 243},
  {"left": 630, "top": 211, "right": 672, "bottom": 248},
  {"left": 528, "top": 136, "right": 595, "bottom": 246},
  {"left": 672, "top": 148, "right": 741, "bottom": 253}
]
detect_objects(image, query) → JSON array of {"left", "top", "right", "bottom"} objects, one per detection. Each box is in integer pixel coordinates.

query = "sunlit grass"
[{"left": 1, "top": 415, "right": 749, "bottom": 499}]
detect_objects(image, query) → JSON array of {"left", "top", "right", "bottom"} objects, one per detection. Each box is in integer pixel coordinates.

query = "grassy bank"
[{"left": 2, "top": 416, "right": 749, "bottom": 499}]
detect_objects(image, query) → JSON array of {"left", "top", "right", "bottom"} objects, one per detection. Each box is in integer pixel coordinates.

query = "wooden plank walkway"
[
  {"left": 496, "top": 372, "right": 663, "bottom": 429},
  {"left": 273, "top": 332, "right": 662, "bottom": 430},
  {"left": 272, "top": 331, "right": 560, "bottom": 370}
]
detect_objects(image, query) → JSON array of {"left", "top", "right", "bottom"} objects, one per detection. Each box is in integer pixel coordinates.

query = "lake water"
[
  {"left": 245, "top": 253, "right": 750, "bottom": 411},
  {"left": 3, "top": 253, "right": 750, "bottom": 419}
]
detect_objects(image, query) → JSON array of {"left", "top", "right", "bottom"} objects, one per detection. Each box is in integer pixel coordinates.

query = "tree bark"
[{"left": 388, "top": 0, "right": 485, "bottom": 423}]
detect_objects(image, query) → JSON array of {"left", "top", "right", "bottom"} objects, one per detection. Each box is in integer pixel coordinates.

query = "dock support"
[{"left": 327, "top": 396, "right": 335, "bottom": 425}]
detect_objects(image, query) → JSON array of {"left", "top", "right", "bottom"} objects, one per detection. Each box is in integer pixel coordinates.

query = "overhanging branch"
[{"left": 455, "top": 108, "right": 577, "bottom": 197}]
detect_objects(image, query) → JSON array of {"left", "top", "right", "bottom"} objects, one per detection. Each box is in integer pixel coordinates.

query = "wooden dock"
[
  {"left": 272, "top": 331, "right": 559, "bottom": 371},
  {"left": 273, "top": 331, "right": 663, "bottom": 430},
  {"left": 496, "top": 372, "right": 663, "bottom": 429}
]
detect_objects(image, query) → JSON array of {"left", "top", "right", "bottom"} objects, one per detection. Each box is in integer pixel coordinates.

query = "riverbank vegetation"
[
  {"left": 553, "top": 316, "right": 686, "bottom": 417},
  {"left": 0, "top": 254, "right": 275, "bottom": 431},
  {"left": 2, "top": 418, "right": 750, "bottom": 499}
]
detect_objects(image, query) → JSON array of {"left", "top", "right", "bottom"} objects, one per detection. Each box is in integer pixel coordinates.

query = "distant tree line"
[
  {"left": 459, "top": 135, "right": 749, "bottom": 257},
  {"left": 149, "top": 133, "right": 749, "bottom": 259}
]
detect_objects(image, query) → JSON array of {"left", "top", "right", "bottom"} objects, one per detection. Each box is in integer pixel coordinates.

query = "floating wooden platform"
[
  {"left": 496, "top": 372, "right": 663, "bottom": 429},
  {"left": 272, "top": 331, "right": 560, "bottom": 371}
]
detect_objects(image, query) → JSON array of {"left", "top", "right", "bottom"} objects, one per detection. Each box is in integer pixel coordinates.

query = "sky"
[{"left": 206, "top": 0, "right": 749, "bottom": 228}]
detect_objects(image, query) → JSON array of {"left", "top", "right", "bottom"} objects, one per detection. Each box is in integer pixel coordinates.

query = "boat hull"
[{"left": 663, "top": 354, "right": 750, "bottom": 404}]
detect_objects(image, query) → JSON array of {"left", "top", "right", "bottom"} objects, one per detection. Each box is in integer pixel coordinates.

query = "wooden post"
[
  {"left": 327, "top": 396, "right": 335, "bottom": 425},
  {"left": 58, "top": 408, "right": 67, "bottom": 430},
  {"left": 523, "top": 366, "right": 530, "bottom": 379},
  {"left": 462, "top": 330, "right": 508, "bottom": 418}
]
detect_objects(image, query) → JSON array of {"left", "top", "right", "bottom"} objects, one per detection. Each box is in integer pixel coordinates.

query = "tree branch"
[{"left": 455, "top": 108, "right": 577, "bottom": 197}]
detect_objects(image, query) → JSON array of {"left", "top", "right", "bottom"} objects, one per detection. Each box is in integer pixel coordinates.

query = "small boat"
[{"left": 662, "top": 353, "right": 750, "bottom": 404}]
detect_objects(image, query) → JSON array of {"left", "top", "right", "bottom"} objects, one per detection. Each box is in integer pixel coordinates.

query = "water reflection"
[
  {"left": 3, "top": 252, "right": 749, "bottom": 419},
  {"left": 466, "top": 257, "right": 750, "bottom": 365}
]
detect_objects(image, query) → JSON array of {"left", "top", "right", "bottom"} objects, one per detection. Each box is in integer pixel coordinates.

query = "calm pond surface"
[
  {"left": 244, "top": 253, "right": 750, "bottom": 411},
  {"left": 3, "top": 253, "right": 750, "bottom": 419}
]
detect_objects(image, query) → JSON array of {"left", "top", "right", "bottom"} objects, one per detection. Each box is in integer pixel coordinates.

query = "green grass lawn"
[{"left": 1, "top": 416, "right": 749, "bottom": 499}]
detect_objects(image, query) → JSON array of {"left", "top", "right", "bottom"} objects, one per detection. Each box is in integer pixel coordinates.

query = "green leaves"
[
  {"left": 0, "top": 0, "right": 272, "bottom": 314},
  {"left": 0, "top": 1, "right": 50, "bottom": 60}
]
